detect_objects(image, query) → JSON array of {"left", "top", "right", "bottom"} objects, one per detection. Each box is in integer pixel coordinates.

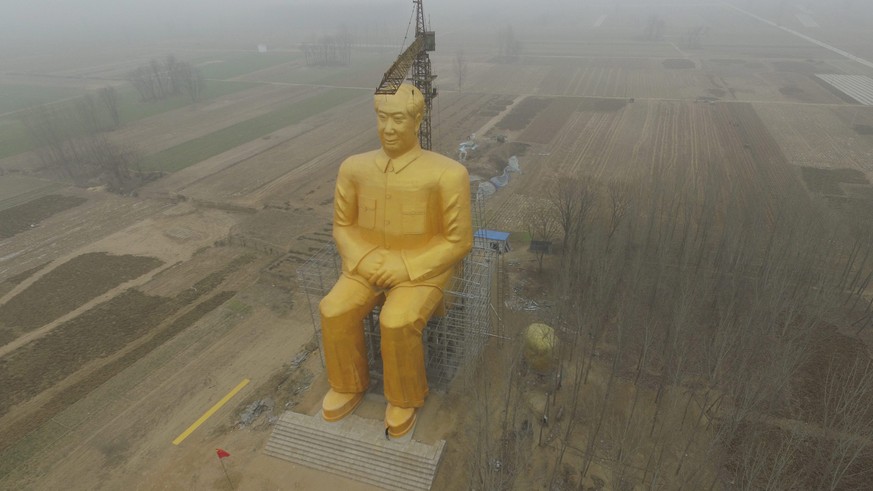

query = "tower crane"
[{"left": 375, "top": 0, "right": 437, "bottom": 150}]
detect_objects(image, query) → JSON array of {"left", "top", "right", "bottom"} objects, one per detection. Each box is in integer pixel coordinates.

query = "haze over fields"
[{"left": 2, "top": 0, "right": 873, "bottom": 489}]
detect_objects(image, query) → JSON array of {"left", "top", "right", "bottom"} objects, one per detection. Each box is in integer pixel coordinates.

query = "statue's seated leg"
[
  {"left": 379, "top": 285, "right": 443, "bottom": 436},
  {"left": 319, "top": 275, "right": 380, "bottom": 421}
]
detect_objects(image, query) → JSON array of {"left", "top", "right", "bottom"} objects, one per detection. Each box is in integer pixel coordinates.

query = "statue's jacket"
[{"left": 332, "top": 145, "right": 473, "bottom": 291}]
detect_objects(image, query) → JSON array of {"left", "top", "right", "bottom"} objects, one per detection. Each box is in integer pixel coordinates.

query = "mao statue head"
[{"left": 374, "top": 83, "right": 424, "bottom": 158}]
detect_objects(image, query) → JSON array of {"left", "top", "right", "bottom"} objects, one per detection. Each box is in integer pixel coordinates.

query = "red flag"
[{"left": 216, "top": 448, "right": 231, "bottom": 459}]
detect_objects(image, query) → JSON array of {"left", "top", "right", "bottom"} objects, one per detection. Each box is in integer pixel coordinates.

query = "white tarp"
[{"left": 816, "top": 74, "right": 873, "bottom": 106}]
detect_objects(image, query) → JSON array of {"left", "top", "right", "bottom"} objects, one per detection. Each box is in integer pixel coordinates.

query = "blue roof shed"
[
  {"left": 474, "top": 229, "right": 512, "bottom": 253},
  {"left": 475, "top": 230, "right": 511, "bottom": 241}
]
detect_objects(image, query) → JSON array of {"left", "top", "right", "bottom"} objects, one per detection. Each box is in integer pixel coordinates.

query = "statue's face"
[{"left": 376, "top": 99, "right": 420, "bottom": 157}]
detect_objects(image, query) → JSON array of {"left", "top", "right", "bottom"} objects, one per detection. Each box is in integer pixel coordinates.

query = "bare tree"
[
  {"left": 453, "top": 49, "right": 469, "bottom": 91},
  {"left": 128, "top": 65, "right": 158, "bottom": 102},
  {"left": 338, "top": 24, "right": 354, "bottom": 65},
  {"left": 178, "top": 62, "right": 206, "bottom": 103},
  {"left": 528, "top": 205, "right": 558, "bottom": 273},
  {"left": 20, "top": 102, "right": 141, "bottom": 192},
  {"left": 811, "top": 354, "right": 873, "bottom": 490},
  {"left": 164, "top": 54, "right": 182, "bottom": 96},
  {"left": 97, "top": 86, "right": 121, "bottom": 129},
  {"left": 645, "top": 15, "right": 666, "bottom": 41},
  {"left": 548, "top": 175, "right": 597, "bottom": 256},
  {"left": 302, "top": 28, "right": 353, "bottom": 67},
  {"left": 127, "top": 56, "right": 204, "bottom": 103},
  {"left": 20, "top": 105, "right": 79, "bottom": 180},
  {"left": 75, "top": 93, "right": 103, "bottom": 135},
  {"left": 497, "top": 26, "right": 522, "bottom": 61},
  {"left": 79, "top": 134, "right": 139, "bottom": 193},
  {"left": 149, "top": 58, "right": 167, "bottom": 99}
]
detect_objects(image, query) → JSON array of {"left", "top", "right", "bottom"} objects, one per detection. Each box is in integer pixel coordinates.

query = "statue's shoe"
[
  {"left": 322, "top": 389, "right": 364, "bottom": 422},
  {"left": 385, "top": 403, "right": 416, "bottom": 438}
]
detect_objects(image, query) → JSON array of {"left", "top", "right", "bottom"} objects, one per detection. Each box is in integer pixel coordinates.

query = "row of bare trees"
[
  {"left": 127, "top": 55, "right": 205, "bottom": 103},
  {"left": 301, "top": 28, "right": 353, "bottom": 67},
  {"left": 473, "top": 161, "right": 873, "bottom": 489},
  {"left": 20, "top": 88, "right": 143, "bottom": 193},
  {"left": 644, "top": 14, "right": 666, "bottom": 42},
  {"left": 497, "top": 26, "right": 523, "bottom": 62}
]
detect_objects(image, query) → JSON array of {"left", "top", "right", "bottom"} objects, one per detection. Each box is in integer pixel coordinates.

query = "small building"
[
  {"left": 257, "top": 44, "right": 268, "bottom": 53},
  {"left": 474, "top": 229, "right": 511, "bottom": 254},
  {"left": 529, "top": 240, "right": 552, "bottom": 254}
]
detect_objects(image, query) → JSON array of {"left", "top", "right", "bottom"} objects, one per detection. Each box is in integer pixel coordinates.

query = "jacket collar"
[{"left": 375, "top": 145, "right": 423, "bottom": 173}]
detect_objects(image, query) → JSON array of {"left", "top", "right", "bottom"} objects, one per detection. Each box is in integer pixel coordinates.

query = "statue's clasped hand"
[{"left": 359, "top": 249, "right": 411, "bottom": 289}]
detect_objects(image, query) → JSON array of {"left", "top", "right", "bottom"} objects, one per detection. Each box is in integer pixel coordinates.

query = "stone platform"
[{"left": 265, "top": 409, "right": 446, "bottom": 491}]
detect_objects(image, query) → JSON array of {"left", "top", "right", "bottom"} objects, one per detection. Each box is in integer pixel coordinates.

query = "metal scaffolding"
[{"left": 297, "top": 191, "right": 496, "bottom": 390}]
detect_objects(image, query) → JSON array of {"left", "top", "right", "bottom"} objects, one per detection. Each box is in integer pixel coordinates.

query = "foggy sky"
[
  {"left": 2, "top": 0, "right": 872, "bottom": 50},
  {"left": 0, "top": 0, "right": 582, "bottom": 48}
]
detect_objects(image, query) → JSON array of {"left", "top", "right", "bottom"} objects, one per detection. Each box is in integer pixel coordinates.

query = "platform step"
[{"left": 264, "top": 411, "right": 445, "bottom": 491}]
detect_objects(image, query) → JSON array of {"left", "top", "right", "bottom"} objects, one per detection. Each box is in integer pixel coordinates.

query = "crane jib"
[
  {"left": 375, "top": 36, "right": 425, "bottom": 95},
  {"left": 374, "top": 0, "right": 437, "bottom": 150}
]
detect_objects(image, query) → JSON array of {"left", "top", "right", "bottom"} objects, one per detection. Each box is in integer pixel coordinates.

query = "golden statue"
[{"left": 319, "top": 84, "right": 472, "bottom": 437}]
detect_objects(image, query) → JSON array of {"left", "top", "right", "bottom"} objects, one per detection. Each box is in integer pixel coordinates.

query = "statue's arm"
[
  {"left": 332, "top": 161, "right": 378, "bottom": 274},
  {"left": 402, "top": 165, "right": 473, "bottom": 281}
]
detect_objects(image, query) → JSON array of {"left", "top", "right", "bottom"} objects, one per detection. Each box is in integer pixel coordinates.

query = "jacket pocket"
[
  {"left": 401, "top": 203, "right": 427, "bottom": 235},
  {"left": 358, "top": 197, "right": 377, "bottom": 229}
]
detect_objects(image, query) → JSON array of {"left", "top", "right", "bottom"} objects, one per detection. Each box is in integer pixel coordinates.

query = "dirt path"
[{"left": 473, "top": 95, "right": 526, "bottom": 138}]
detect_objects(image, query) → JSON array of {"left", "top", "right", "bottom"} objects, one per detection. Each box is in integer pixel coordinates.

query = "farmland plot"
[
  {"left": 140, "top": 88, "right": 360, "bottom": 172},
  {"left": 515, "top": 99, "right": 798, "bottom": 222},
  {"left": 468, "top": 63, "right": 549, "bottom": 96},
  {"left": 0, "top": 176, "right": 67, "bottom": 212},
  {"left": 239, "top": 51, "right": 396, "bottom": 88},
  {"left": 0, "top": 253, "right": 162, "bottom": 343},
  {"left": 0, "top": 195, "right": 86, "bottom": 239},
  {"left": 479, "top": 61, "right": 719, "bottom": 100},
  {"left": 171, "top": 94, "right": 375, "bottom": 207},
  {"left": 110, "top": 84, "right": 315, "bottom": 160},
  {"left": 0, "top": 83, "right": 84, "bottom": 115},
  {"left": 754, "top": 104, "right": 873, "bottom": 172}
]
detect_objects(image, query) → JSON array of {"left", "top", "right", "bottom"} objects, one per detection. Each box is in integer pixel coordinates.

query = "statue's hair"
[{"left": 374, "top": 83, "right": 424, "bottom": 120}]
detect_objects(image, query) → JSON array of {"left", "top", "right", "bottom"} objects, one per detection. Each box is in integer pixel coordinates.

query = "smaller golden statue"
[{"left": 319, "top": 84, "right": 472, "bottom": 437}]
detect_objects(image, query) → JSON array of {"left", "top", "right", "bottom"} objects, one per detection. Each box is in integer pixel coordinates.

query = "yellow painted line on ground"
[{"left": 172, "top": 378, "right": 250, "bottom": 445}]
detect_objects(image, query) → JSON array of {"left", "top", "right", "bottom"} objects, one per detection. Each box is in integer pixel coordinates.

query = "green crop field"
[
  {"left": 0, "top": 84, "right": 84, "bottom": 115},
  {"left": 0, "top": 80, "right": 256, "bottom": 160},
  {"left": 0, "top": 83, "right": 85, "bottom": 160},
  {"left": 114, "top": 80, "right": 256, "bottom": 123},
  {"left": 140, "top": 88, "right": 363, "bottom": 173}
]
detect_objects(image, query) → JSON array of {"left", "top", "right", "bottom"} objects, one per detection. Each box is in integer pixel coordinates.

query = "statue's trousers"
[{"left": 319, "top": 274, "right": 442, "bottom": 408}]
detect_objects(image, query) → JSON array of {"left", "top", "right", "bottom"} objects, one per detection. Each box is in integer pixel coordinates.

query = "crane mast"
[{"left": 375, "top": 0, "right": 437, "bottom": 150}]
